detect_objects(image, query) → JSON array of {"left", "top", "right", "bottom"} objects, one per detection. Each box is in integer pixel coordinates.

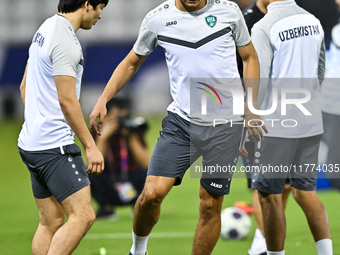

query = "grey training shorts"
[
  {"left": 251, "top": 135, "right": 322, "bottom": 194},
  {"left": 19, "top": 143, "right": 90, "bottom": 202},
  {"left": 148, "top": 111, "right": 244, "bottom": 195}
]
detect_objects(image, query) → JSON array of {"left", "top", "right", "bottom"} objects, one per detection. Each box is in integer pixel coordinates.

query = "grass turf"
[{"left": 0, "top": 118, "right": 339, "bottom": 255}]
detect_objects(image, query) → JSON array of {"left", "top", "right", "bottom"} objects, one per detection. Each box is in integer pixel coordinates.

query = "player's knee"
[
  {"left": 199, "top": 196, "right": 222, "bottom": 219},
  {"left": 292, "top": 188, "right": 316, "bottom": 205},
  {"left": 82, "top": 208, "right": 96, "bottom": 227},
  {"left": 80, "top": 211, "right": 95, "bottom": 232},
  {"left": 140, "top": 187, "right": 166, "bottom": 206},
  {"left": 258, "top": 191, "right": 281, "bottom": 208},
  {"left": 87, "top": 209, "right": 96, "bottom": 223},
  {"left": 86, "top": 210, "right": 96, "bottom": 230},
  {"left": 68, "top": 207, "right": 95, "bottom": 230},
  {"left": 39, "top": 213, "right": 65, "bottom": 232}
]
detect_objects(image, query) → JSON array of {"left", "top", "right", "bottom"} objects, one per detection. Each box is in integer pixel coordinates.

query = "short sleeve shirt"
[
  {"left": 18, "top": 15, "right": 84, "bottom": 151},
  {"left": 133, "top": 0, "right": 250, "bottom": 125}
]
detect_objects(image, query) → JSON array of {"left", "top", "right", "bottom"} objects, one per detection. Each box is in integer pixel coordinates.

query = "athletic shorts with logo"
[
  {"left": 251, "top": 135, "right": 322, "bottom": 194},
  {"left": 19, "top": 143, "right": 90, "bottom": 202},
  {"left": 148, "top": 111, "right": 244, "bottom": 195}
]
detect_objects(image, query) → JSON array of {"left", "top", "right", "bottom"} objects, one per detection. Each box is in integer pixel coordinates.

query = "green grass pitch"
[{"left": 0, "top": 118, "right": 339, "bottom": 255}]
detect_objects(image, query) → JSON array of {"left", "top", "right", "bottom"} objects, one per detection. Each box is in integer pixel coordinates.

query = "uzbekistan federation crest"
[{"left": 205, "top": 15, "right": 217, "bottom": 28}]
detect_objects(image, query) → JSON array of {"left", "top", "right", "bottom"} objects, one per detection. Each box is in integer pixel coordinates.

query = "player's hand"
[
  {"left": 85, "top": 144, "right": 104, "bottom": 175},
  {"left": 90, "top": 100, "right": 107, "bottom": 136},
  {"left": 240, "top": 142, "right": 248, "bottom": 159},
  {"left": 244, "top": 107, "right": 268, "bottom": 142}
]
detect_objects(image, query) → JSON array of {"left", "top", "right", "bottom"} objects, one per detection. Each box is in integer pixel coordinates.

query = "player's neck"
[
  {"left": 175, "top": 0, "right": 207, "bottom": 12},
  {"left": 256, "top": 0, "right": 268, "bottom": 14}
]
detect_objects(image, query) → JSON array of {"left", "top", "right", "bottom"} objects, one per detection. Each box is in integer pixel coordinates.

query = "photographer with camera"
[{"left": 89, "top": 97, "right": 149, "bottom": 219}]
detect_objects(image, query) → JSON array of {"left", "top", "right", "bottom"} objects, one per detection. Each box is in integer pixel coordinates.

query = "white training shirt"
[
  {"left": 251, "top": 0, "right": 325, "bottom": 138},
  {"left": 321, "top": 23, "right": 340, "bottom": 115},
  {"left": 18, "top": 14, "right": 84, "bottom": 151},
  {"left": 134, "top": 0, "right": 250, "bottom": 125}
]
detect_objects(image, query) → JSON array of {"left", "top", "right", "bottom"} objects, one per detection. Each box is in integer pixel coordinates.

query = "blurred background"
[{"left": 0, "top": 0, "right": 340, "bottom": 254}]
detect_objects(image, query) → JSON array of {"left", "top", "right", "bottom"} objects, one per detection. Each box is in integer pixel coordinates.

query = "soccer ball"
[{"left": 220, "top": 207, "right": 252, "bottom": 240}]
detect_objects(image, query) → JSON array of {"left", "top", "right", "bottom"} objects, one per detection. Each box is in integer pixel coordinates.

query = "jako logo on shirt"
[
  {"left": 166, "top": 21, "right": 177, "bottom": 26},
  {"left": 205, "top": 15, "right": 217, "bottom": 28}
]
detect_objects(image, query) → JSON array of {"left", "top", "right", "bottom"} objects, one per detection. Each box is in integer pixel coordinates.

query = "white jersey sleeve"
[
  {"left": 231, "top": 5, "right": 251, "bottom": 47},
  {"left": 50, "top": 21, "right": 81, "bottom": 78},
  {"left": 133, "top": 14, "right": 158, "bottom": 56}
]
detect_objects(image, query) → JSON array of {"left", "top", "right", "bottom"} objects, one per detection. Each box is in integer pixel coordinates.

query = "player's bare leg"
[
  {"left": 291, "top": 188, "right": 331, "bottom": 241},
  {"left": 32, "top": 197, "right": 65, "bottom": 255},
  {"left": 129, "top": 175, "right": 176, "bottom": 254},
  {"left": 47, "top": 185, "right": 95, "bottom": 255},
  {"left": 133, "top": 175, "right": 176, "bottom": 236},
  {"left": 252, "top": 184, "right": 290, "bottom": 237},
  {"left": 192, "top": 184, "right": 224, "bottom": 255},
  {"left": 258, "top": 192, "right": 286, "bottom": 251},
  {"left": 252, "top": 189, "right": 265, "bottom": 235},
  {"left": 249, "top": 185, "right": 291, "bottom": 254}
]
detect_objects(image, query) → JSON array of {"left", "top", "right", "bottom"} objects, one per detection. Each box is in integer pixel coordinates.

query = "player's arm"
[
  {"left": 237, "top": 41, "right": 268, "bottom": 141},
  {"left": 19, "top": 64, "right": 28, "bottom": 107},
  {"left": 55, "top": 75, "right": 104, "bottom": 175},
  {"left": 90, "top": 50, "right": 148, "bottom": 135}
]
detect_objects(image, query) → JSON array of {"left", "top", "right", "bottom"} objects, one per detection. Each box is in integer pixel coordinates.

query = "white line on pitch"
[{"left": 85, "top": 232, "right": 194, "bottom": 240}]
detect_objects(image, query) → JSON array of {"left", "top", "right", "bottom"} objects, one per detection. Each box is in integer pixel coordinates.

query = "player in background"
[
  {"left": 321, "top": 0, "right": 340, "bottom": 190},
  {"left": 90, "top": 0, "right": 267, "bottom": 254},
  {"left": 18, "top": 0, "right": 108, "bottom": 254},
  {"left": 249, "top": 0, "right": 332, "bottom": 254},
  {"left": 237, "top": 1, "right": 291, "bottom": 254}
]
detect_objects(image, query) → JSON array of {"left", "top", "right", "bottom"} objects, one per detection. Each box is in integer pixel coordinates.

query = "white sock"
[
  {"left": 130, "top": 231, "right": 149, "bottom": 255},
  {"left": 316, "top": 239, "right": 333, "bottom": 255},
  {"left": 249, "top": 228, "right": 267, "bottom": 254},
  {"left": 267, "top": 251, "right": 285, "bottom": 255}
]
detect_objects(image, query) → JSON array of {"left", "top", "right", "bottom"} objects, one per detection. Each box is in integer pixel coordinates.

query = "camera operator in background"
[{"left": 89, "top": 97, "right": 149, "bottom": 219}]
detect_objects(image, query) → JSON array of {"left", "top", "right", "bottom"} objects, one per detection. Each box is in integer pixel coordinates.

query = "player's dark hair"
[{"left": 58, "top": 0, "right": 109, "bottom": 13}]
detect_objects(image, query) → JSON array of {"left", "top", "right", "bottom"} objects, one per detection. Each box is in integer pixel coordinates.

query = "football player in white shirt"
[
  {"left": 321, "top": 0, "right": 340, "bottom": 191},
  {"left": 250, "top": 0, "right": 332, "bottom": 255},
  {"left": 18, "top": 1, "right": 108, "bottom": 254},
  {"left": 90, "top": 0, "right": 267, "bottom": 254}
]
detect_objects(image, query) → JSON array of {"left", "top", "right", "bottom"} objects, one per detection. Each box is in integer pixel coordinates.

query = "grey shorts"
[
  {"left": 148, "top": 111, "right": 244, "bottom": 195},
  {"left": 19, "top": 144, "right": 90, "bottom": 202},
  {"left": 251, "top": 135, "right": 322, "bottom": 194}
]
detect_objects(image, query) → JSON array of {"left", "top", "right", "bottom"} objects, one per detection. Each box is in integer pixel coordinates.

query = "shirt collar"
[{"left": 267, "top": 0, "right": 297, "bottom": 12}]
